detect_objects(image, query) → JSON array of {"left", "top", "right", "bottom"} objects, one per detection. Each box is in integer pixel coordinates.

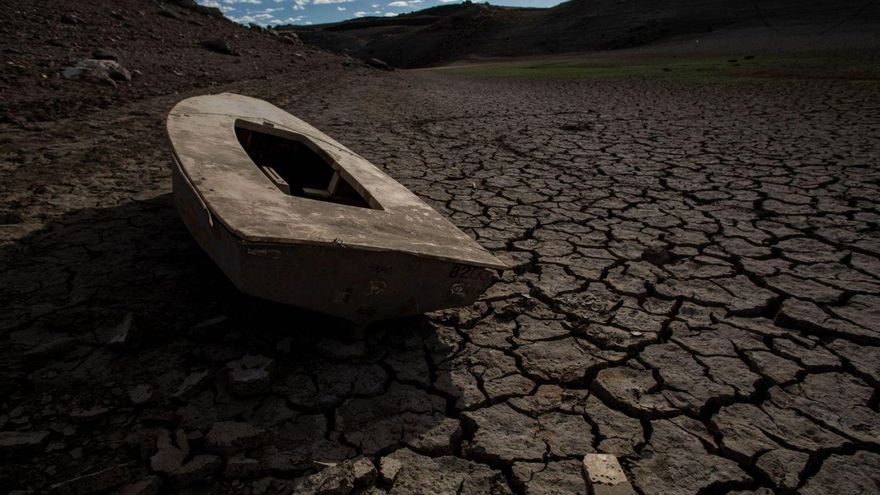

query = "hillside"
[
  {"left": 0, "top": 0, "right": 339, "bottom": 123},
  {"left": 283, "top": 0, "right": 880, "bottom": 67}
]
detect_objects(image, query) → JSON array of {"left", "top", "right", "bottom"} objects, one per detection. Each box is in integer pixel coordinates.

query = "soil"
[
  {"left": 2, "top": 1, "right": 880, "bottom": 494},
  {"left": 289, "top": 0, "right": 880, "bottom": 67}
]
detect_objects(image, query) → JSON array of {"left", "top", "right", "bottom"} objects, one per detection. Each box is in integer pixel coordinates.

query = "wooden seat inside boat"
[{"left": 235, "top": 120, "right": 373, "bottom": 209}]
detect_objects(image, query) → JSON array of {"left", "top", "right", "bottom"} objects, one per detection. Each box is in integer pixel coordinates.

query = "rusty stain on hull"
[{"left": 167, "top": 93, "right": 506, "bottom": 322}]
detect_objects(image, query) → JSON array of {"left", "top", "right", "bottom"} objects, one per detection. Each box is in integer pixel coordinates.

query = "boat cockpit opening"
[{"left": 235, "top": 120, "right": 376, "bottom": 209}]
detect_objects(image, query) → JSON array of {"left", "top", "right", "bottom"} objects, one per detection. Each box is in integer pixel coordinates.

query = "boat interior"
[{"left": 235, "top": 120, "right": 375, "bottom": 209}]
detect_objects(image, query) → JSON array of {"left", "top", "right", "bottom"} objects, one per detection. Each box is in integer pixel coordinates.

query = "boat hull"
[{"left": 172, "top": 165, "right": 494, "bottom": 323}]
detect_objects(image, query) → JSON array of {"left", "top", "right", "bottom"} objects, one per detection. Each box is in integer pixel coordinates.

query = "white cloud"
[
  {"left": 222, "top": 0, "right": 261, "bottom": 4},
  {"left": 384, "top": 11, "right": 398, "bottom": 16},
  {"left": 387, "top": 1, "right": 408, "bottom": 6},
  {"left": 199, "top": 0, "right": 236, "bottom": 11},
  {"left": 337, "top": 6, "right": 346, "bottom": 10},
  {"left": 312, "top": 0, "right": 354, "bottom": 4},
  {"left": 354, "top": 10, "right": 367, "bottom": 17},
  {"left": 229, "top": 12, "right": 273, "bottom": 23}
]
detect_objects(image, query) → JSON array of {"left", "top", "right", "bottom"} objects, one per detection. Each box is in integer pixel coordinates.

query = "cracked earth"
[{"left": 1, "top": 66, "right": 879, "bottom": 494}]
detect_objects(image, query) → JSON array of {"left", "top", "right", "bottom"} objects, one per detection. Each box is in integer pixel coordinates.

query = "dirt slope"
[
  {"left": 286, "top": 0, "right": 880, "bottom": 67},
  {"left": 0, "top": 0, "right": 340, "bottom": 123}
]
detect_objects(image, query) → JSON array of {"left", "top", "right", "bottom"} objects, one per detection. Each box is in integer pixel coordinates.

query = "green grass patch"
[{"left": 439, "top": 54, "right": 880, "bottom": 84}]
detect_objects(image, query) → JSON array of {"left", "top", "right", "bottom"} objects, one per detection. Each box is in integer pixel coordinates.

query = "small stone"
[
  {"left": 172, "top": 454, "right": 221, "bottom": 486},
  {"left": 205, "top": 421, "right": 266, "bottom": 455},
  {"left": 351, "top": 457, "right": 377, "bottom": 487},
  {"left": 296, "top": 466, "right": 353, "bottom": 494},
  {"left": 226, "top": 355, "right": 274, "bottom": 396},
  {"left": 107, "top": 313, "right": 134, "bottom": 349},
  {"left": 378, "top": 456, "right": 401, "bottom": 484},
  {"left": 128, "top": 385, "right": 155, "bottom": 405},
  {"left": 583, "top": 454, "right": 636, "bottom": 495},
  {"left": 172, "top": 370, "right": 211, "bottom": 399},
  {"left": 150, "top": 430, "right": 189, "bottom": 474},
  {"left": 62, "top": 59, "right": 131, "bottom": 87}
]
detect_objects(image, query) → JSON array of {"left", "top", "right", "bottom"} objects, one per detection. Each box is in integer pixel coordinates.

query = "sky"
[{"left": 197, "top": 0, "right": 562, "bottom": 26}]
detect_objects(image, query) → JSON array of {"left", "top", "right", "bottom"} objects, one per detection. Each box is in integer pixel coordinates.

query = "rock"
[
  {"left": 128, "top": 384, "right": 155, "bottom": 405},
  {"left": 405, "top": 417, "right": 462, "bottom": 455},
  {"left": 224, "top": 454, "right": 262, "bottom": 479},
  {"left": 775, "top": 298, "right": 876, "bottom": 341},
  {"left": 513, "top": 337, "right": 623, "bottom": 383},
  {"left": 295, "top": 458, "right": 377, "bottom": 494},
  {"left": 107, "top": 313, "right": 134, "bottom": 349},
  {"left": 91, "top": 48, "right": 118, "bottom": 61},
  {"left": 538, "top": 412, "right": 593, "bottom": 457},
  {"left": 172, "top": 370, "right": 211, "bottom": 399},
  {"left": 593, "top": 364, "right": 678, "bottom": 416},
  {"left": 367, "top": 58, "right": 392, "bottom": 70},
  {"left": 640, "top": 343, "right": 735, "bottom": 413},
  {"left": 743, "top": 350, "right": 801, "bottom": 384},
  {"left": 150, "top": 429, "right": 189, "bottom": 474},
  {"left": 114, "top": 476, "right": 161, "bottom": 495},
  {"left": 755, "top": 448, "right": 808, "bottom": 490},
  {"left": 827, "top": 339, "right": 880, "bottom": 382},
  {"left": 583, "top": 454, "right": 636, "bottom": 495},
  {"left": 800, "top": 450, "right": 880, "bottom": 495},
  {"left": 512, "top": 460, "right": 586, "bottom": 494},
  {"left": 581, "top": 395, "right": 643, "bottom": 457},
  {"left": 379, "top": 456, "right": 402, "bottom": 484},
  {"left": 629, "top": 419, "right": 749, "bottom": 495},
  {"left": 0, "top": 430, "right": 50, "bottom": 457},
  {"left": 49, "top": 463, "right": 134, "bottom": 495},
  {"left": 769, "top": 372, "right": 879, "bottom": 444},
  {"left": 226, "top": 355, "right": 274, "bottom": 396},
  {"left": 461, "top": 403, "right": 545, "bottom": 463},
  {"left": 335, "top": 383, "right": 448, "bottom": 455},
  {"left": 382, "top": 448, "right": 510, "bottom": 494},
  {"left": 351, "top": 457, "right": 377, "bottom": 487},
  {"left": 172, "top": 454, "right": 221, "bottom": 486},
  {"left": 205, "top": 421, "right": 266, "bottom": 455},
  {"left": 771, "top": 338, "right": 841, "bottom": 369},
  {"left": 199, "top": 39, "right": 238, "bottom": 56},
  {"left": 61, "top": 58, "right": 131, "bottom": 86}
]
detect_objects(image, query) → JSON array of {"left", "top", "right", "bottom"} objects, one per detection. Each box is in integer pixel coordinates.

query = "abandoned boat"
[{"left": 166, "top": 93, "right": 506, "bottom": 323}]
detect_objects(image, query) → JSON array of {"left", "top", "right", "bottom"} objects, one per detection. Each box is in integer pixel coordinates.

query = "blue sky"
[{"left": 197, "top": 0, "right": 562, "bottom": 26}]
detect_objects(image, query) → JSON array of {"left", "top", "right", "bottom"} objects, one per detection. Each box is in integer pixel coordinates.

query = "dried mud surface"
[{"left": 2, "top": 7, "right": 880, "bottom": 493}]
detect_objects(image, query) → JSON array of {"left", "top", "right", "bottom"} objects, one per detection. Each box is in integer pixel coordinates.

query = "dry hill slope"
[{"left": 285, "top": 0, "right": 880, "bottom": 67}]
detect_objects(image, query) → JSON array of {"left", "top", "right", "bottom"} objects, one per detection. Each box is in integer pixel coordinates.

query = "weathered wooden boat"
[{"left": 166, "top": 93, "right": 506, "bottom": 323}]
